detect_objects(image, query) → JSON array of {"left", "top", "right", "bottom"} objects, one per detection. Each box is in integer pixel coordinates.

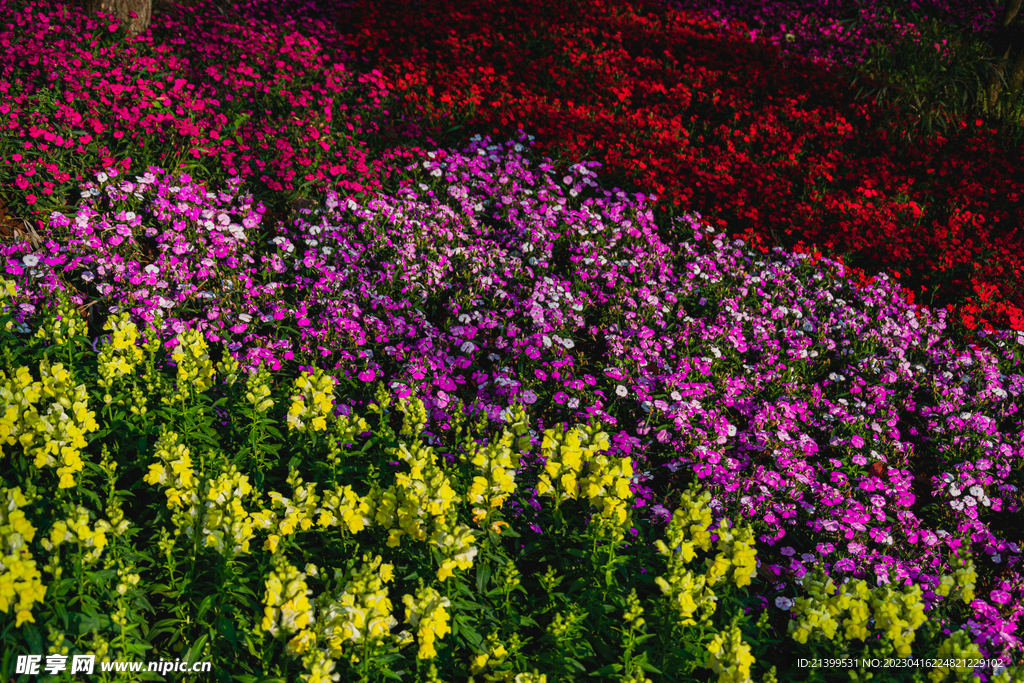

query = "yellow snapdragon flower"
[
  {"left": 705, "top": 624, "right": 755, "bottom": 683},
  {"left": 0, "top": 361, "right": 98, "bottom": 488},
  {"left": 287, "top": 368, "right": 337, "bottom": 433},
  {"left": 322, "top": 554, "right": 398, "bottom": 653},
  {"left": 258, "top": 558, "right": 315, "bottom": 654},
  {"left": 167, "top": 328, "right": 216, "bottom": 402},
  {"left": 402, "top": 585, "right": 451, "bottom": 660},
  {"left": 96, "top": 312, "right": 144, "bottom": 393},
  {"left": 928, "top": 629, "right": 985, "bottom": 683},
  {"left": 0, "top": 488, "right": 46, "bottom": 627}
]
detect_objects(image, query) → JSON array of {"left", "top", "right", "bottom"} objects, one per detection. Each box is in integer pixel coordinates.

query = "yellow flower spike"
[{"left": 287, "top": 368, "right": 337, "bottom": 433}]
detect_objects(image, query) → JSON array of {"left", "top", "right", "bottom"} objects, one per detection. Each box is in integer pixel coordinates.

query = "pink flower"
[
  {"left": 851, "top": 435, "right": 865, "bottom": 449},
  {"left": 358, "top": 369, "right": 375, "bottom": 382}
]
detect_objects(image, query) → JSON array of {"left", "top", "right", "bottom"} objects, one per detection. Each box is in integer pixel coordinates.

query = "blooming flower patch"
[{"left": 2, "top": 0, "right": 1024, "bottom": 680}]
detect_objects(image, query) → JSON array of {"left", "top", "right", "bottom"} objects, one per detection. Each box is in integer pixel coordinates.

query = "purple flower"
[{"left": 650, "top": 504, "right": 672, "bottom": 523}]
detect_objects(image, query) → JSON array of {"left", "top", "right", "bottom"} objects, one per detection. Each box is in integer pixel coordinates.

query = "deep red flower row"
[{"left": 344, "top": 0, "right": 1024, "bottom": 333}]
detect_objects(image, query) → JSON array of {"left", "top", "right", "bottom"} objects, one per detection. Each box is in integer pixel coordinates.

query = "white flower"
[
  {"left": 775, "top": 597, "right": 794, "bottom": 610},
  {"left": 21, "top": 254, "right": 39, "bottom": 268},
  {"left": 460, "top": 341, "right": 478, "bottom": 354},
  {"left": 969, "top": 485, "right": 984, "bottom": 498},
  {"left": 616, "top": 385, "right": 628, "bottom": 397},
  {"left": 561, "top": 338, "right": 575, "bottom": 349},
  {"left": 670, "top": 391, "right": 682, "bottom": 401},
  {"left": 144, "top": 264, "right": 160, "bottom": 275},
  {"left": 96, "top": 172, "right": 109, "bottom": 183}
]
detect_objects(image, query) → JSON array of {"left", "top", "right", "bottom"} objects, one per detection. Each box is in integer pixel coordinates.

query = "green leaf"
[
  {"left": 24, "top": 623, "right": 43, "bottom": 654},
  {"left": 185, "top": 633, "right": 210, "bottom": 668},
  {"left": 638, "top": 661, "right": 664, "bottom": 674},
  {"left": 454, "top": 615, "right": 484, "bottom": 651},
  {"left": 244, "top": 634, "right": 260, "bottom": 658},
  {"left": 50, "top": 601, "right": 70, "bottom": 631},
  {"left": 564, "top": 657, "right": 588, "bottom": 673},
  {"left": 589, "top": 664, "right": 623, "bottom": 676},
  {"left": 217, "top": 616, "right": 239, "bottom": 649},
  {"left": 476, "top": 562, "right": 491, "bottom": 595},
  {"left": 197, "top": 594, "right": 216, "bottom": 621}
]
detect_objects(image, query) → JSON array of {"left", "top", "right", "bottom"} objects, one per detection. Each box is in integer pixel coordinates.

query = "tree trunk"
[
  {"left": 988, "top": 0, "right": 1024, "bottom": 109},
  {"left": 82, "top": 0, "right": 152, "bottom": 37}
]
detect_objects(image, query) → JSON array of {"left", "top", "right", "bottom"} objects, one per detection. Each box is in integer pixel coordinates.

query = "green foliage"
[{"left": 845, "top": 6, "right": 1024, "bottom": 149}]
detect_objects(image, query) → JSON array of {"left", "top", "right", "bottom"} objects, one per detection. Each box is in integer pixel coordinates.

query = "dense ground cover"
[
  {"left": 1, "top": 0, "right": 1024, "bottom": 682},
  {"left": 664, "top": 0, "right": 999, "bottom": 68},
  {"left": 344, "top": 0, "right": 1024, "bottom": 335}
]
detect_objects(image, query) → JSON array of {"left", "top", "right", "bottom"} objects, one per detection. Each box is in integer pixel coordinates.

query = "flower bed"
[
  {"left": 345, "top": 0, "right": 1024, "bottom": 333},
  {"left": 2, "top": 133, "right": 1024, "bottom": 680},
  {"left": 1, "top": 0, "right": 1024, "bottom": 680}
]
